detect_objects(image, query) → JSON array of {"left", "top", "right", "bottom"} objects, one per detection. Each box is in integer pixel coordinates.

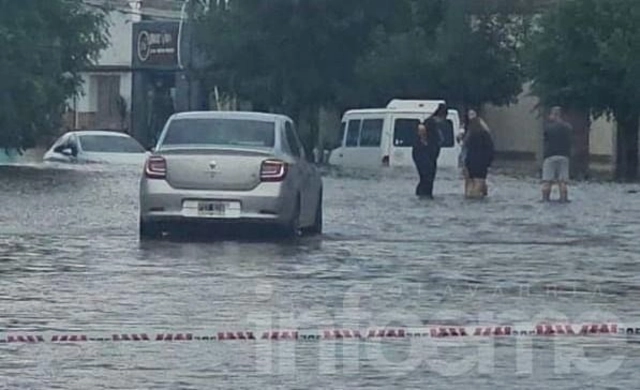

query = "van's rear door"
[
  {"left": 388, "top": 114, "right": 426, "bottom": 167},
  {"left": 354, "top": 117, "right": 386, "bottom": 168},
  {"left": 334, "top": 116, "right": 386, "bottom": 169}
]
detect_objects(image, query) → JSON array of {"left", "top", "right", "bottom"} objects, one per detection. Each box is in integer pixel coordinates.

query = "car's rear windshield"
[
  {"left": 160, "top": 118, "right": 276, "bottom": 148},
  {"left": 79, "top": 135, "right": 145, "bottom": 153}
]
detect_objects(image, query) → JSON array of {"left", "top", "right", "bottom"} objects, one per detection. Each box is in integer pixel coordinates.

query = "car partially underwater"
[{"left": 43, "top": 130, "right": 149, "bottom": 165}]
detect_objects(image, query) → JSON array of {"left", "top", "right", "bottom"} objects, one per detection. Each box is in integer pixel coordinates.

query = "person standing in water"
[
  {"left": 412, "top": 122, "right": 439, "bottom": 198},
  {"left": 463, "top": 109, "right": 494, "bottom": 198},
  {"left": 456, "top": 122, "right": 471, "bottom": 196},
  {"left": 541, "top": 106, "right": 573, "bottom": 202},
  {"left": 424, "top": 103, "right": 447, "bottom": 158},
  {"left": 420, "top": 103, "right": 447, "bottom": 192}
]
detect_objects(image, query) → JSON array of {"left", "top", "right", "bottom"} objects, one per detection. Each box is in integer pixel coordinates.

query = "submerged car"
[
  {"left": 43, "top": 130, "right": 148, "bottom": 164},
  {"left": 138, "top": 111, "right": 323, "bottom": 239}
]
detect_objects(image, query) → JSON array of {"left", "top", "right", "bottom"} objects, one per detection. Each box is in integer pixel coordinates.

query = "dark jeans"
[{"left": 416, "top": 168, "right": 436, "bottom": 198}]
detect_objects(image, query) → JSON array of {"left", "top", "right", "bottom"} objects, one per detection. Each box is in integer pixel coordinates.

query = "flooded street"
[{"left": 1, "top": 162, "right": 640, "bottom": 389}]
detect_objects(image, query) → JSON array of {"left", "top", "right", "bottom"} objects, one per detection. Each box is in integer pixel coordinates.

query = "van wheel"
[
  {"left": 139, "top": 219, "right": 163, "bottom": 240},
  {"left": 283, "top": 196, "right": 302, "bottom": 238},
  {"left": 307, "top": 189, "right": 323, "bottom": 235}
]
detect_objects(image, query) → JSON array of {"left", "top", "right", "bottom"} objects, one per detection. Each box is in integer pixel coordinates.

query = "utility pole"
[{"left": 186, "top": 0, "right": 195, "bottom": 111}]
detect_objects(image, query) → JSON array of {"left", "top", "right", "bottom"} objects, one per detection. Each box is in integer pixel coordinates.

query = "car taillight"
[
  {"left": 145, "top": 156, "right": 167, "bottom": 179},
  {"left": 260, "top": 159, "right": 288, "bottom": 182}
]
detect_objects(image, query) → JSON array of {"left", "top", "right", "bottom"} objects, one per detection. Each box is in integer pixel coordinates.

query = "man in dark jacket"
[
  {"left": 464, "top": 119, "right": 495, "bottom": 198},
  {"left": 424, "top": 103, "right": 447, "bottom": 158},
  {"left": 542, "top": 106, "right": 572, "bottom": 202},
  {"left": 416, "top": 103, "right": 447, "bottom": 195},
  {"left": 412, "top": 123, "right": 439, "bottom": 198}
]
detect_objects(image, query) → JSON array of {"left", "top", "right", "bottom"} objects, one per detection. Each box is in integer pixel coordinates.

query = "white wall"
[
  {"left": 97, "top": 10, "right": 135, "bottom": 66},
  {"left": 590, "top": 115, "right": 615, "bottom": 157},
  {"left": 119, "top": 72, "right": 132, "bottom": 109},
  {"left": 69, "top": 8, "right": 138, "bottom": 115},
  {"left": 482, "top": 82, "right": 543, "bottom": 156},
  {"left": 73, "top": 73, "right": 92, "bottom": 112},
  {"left": 73, "top": 72, "right": 130, "bottom": 110},
  {"left": 482, "top": 82, "right": 616, "bottom": 162}
]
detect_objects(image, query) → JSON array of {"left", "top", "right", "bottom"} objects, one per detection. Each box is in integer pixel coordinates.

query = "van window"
[
  {"left": 359, "top": 119, "right": 384, "bottom": 147},
  {"left": 393, "top": 118, "right": 420, "bottom": 147},
  {"left": 346, "top": 120, "right": 361, "bottom": 147},
  {"left": 440, "top": 120, "right": 455, "bottom": 148}
]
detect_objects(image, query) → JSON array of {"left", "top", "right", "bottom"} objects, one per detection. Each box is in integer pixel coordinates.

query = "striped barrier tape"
[{"left": 2, "top": 322, "right": 639, "bottom": 344}]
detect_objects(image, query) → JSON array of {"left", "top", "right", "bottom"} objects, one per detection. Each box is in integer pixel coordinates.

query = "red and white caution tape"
[{"left": 2, "top": 322, "right": 640, "bottom": 344}]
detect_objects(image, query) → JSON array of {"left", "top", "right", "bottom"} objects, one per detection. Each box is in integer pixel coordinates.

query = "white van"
[{"left": 328, "top": 99, "right": 463, "bottom": 169}]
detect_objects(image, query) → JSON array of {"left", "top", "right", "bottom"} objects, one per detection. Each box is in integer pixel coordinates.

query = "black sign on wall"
[{"left": 132, "top": 21, "right": 180, "bottom": 69}]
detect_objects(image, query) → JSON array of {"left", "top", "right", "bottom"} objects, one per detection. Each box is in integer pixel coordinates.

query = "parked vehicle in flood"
[
  {"left": 328, "top": 99, "right": 463, "bottom": 169},
  {"left": 138, "top": 111, "right": 324, "bottom": 239},
  {"left": 43, "top": 130, "right": 148, "bottom": 165}
]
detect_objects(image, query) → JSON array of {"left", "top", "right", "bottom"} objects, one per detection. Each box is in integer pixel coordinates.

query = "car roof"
[
  {"left": 169, "top": 111, "right": 290, "bottom": 122},
  {"left": 68, "top": 130, "right": 134, "bottom": 138}
]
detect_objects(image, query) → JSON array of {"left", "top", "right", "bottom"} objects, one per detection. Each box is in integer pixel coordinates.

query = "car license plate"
[
  {"left": 198, "top": 201, "right": 227, "bottom": 216},
  {"left": 182, "top": 200, "right": 241, "bottom": 218}
]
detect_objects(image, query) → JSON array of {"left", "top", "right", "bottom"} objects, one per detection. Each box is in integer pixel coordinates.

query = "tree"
[
  {"left": 0, "top": 0, "right": 109, "bottom": 152},
  {"left": 525, "top": 0, "right": 640, "bottom": 181},
  {"left": 439, "top": 8, "right": 528, "bottom": 110},
  {"left": 196, "top": 0, "right": 408, "bottom": 155},
  {"left": 354, "top": 0, "right": 526, "bottom": 113},
  {"left": 196, "top": 0, "right": 526, "bottom": 153}
]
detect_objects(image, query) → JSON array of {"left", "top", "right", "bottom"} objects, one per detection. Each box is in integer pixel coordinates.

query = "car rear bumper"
[{"left": 139, "top": 177, "right": 295, "bottom": 226}]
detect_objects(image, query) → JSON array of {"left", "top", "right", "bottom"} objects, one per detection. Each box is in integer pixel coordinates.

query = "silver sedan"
[{"left": 138, "top": 111, "right": 323, "bottom": 239}]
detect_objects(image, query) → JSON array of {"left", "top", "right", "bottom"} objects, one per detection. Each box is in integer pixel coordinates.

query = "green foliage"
[
  {"left": 354, "top": 2, "right": 526, "bottom": 110},
  {"left": 196, "top": 0, "right": 527, "bottom": 148},
  {"left": 525, "top": 0, "right": 640, "bottom": 179},
  {"left": 0, "top": 0, "right": 109, "bottom": 150},
  {"left": 444, "top": 12, "right": 528, "bottom": 108},
  {"left": 197, "top": 0, "right": 406, "bottom": 112},
  {"left": 525, "top": 0, "right": 640, "bottom": 119}
]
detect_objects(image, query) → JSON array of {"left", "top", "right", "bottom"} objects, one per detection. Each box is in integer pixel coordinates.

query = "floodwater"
[{"left": 1, "top": 161, "right": 640, "bottom": 389}]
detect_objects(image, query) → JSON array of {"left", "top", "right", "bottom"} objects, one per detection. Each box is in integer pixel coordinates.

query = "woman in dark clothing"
[
  {"left": 412, "top": 123, "right": 439, "bottom": 198},
  {"left": 464, "top": 110, "right": 494, "bottom": 198}
]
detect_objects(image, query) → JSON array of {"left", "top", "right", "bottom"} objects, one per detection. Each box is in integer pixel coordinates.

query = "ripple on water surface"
[{"left": 1, "top": 163, "right": 640, "bottom": 389}]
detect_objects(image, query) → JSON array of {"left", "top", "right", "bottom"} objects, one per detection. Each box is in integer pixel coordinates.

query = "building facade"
[
  {"left": 65, "top": 1, "right": 142, "bottom": 132},
  {"left": 130, "top": 18, "right": 207, "bottom": 148},
  {"left": 64, "top": 0, "right": 206, "bottom": 147},
  {"left": 63, "top": 0, "right": 617, "bottom": 175}
]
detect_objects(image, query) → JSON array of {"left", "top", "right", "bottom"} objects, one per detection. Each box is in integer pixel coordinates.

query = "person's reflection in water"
[{"left": 412, "top": 123, "right": 439, "bottom": 199}]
